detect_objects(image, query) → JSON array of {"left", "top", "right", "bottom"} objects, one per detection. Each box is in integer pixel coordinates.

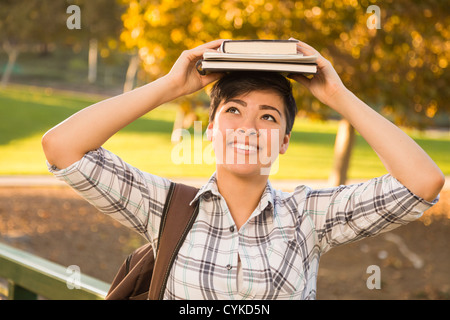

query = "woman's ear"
[
  {"left": 206, "top": 121, "right": 214, "bottom": 141},
  {"left": 279, "top": 133, "right": 291, "bottom": 154}
]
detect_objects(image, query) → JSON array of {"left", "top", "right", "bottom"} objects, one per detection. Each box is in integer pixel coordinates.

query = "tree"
[
  {"left": 119, "top": 0, "right": 449, "bottom": 182},
  {"left": 0, "top": 0, "right": 67, "bottom": 87},
  {"left": 70, "top": 0, "right": 126, "bottom": 84},
  {"left": 0, "top": 0, "right": 127, "bottom": 87}
]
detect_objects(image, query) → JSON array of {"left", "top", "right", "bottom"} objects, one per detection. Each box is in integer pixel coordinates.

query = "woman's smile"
[{"left": 230, "top": 142, "right": 258, "bottom": 154}]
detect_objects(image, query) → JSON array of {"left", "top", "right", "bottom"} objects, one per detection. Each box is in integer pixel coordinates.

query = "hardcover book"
[
  {"left": 220, "top": 39, "right": 299, "bottom": 55},
  {"left": 197, "top": 40, "right": 317, "bottom": 75}
]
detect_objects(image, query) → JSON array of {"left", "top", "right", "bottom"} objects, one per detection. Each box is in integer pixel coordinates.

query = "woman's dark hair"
[{"left": 208, "top": 72, "right": 297, "bottom": 134}]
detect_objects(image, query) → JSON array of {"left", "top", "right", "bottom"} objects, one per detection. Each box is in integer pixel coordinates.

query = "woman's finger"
[
  {"left": 202, "top": 71, "right": 225, "bottom": 83},
  {"left": 180, "top": 39, "right": 227, "bottom": 65},
  {"left": 203, "top": 39, "right": 228, "bottom": 49},
  {"left": 189, "top": 39, "right": 227, "bottom": 56},
  {"left": 287, "top": 73, "right": 311, "bottom": 89},
  {"left": 289, "top": 37, "right": 317, "bottom": 52},
  {"left": 289, "top": 37, "right": 319, "bottom": 56}
]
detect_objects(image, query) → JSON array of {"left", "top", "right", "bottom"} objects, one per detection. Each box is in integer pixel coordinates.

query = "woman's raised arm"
[
  {"left": 42, "top": 40, "right": 225, "bottom": 169},
  {"left": 288, "top": 39, "right": 444, "bottom": 202}
]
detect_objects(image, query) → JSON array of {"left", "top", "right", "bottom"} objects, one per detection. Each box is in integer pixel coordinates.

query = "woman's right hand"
[{"left": 166, "top": 39, "right": 226, "bottom": 97}]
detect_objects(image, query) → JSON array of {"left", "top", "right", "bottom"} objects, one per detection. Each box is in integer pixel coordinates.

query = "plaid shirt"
[{"left": 48, "top": 147, "right": 437, "bottom": 299}]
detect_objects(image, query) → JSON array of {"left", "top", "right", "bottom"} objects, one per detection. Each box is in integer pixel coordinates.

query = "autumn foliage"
[{"left": 120, "top": 0, "right": 449, "bottom": 127}]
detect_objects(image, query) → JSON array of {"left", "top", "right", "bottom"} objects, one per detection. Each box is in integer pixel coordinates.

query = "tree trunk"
[
  {"left": 1, "top": 47, "right": 19, "bottom": 88},
  {"left": 328, "top": 118, "right": 355, "bottom": 186},
  {"left": 123, "top": 54, "right": 139, "bottom": 93},
  {"left": 88, "top": 38, "right": 98, "bottom": 83}
]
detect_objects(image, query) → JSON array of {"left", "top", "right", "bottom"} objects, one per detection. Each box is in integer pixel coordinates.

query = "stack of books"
[{"left": 196, "top": 40, "right": 317, "bottom": 75}]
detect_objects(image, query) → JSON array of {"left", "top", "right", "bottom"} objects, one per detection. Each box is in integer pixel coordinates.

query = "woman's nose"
[
  {"left": 236, "top": 117, "right": 259, "bottom": 136},
  {"left": 236, "top": 127, "right": 259, "bottom": 137}
]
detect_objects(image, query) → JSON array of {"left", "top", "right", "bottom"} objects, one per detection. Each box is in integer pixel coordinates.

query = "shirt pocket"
[{"left": 266, "top": 240, "right": 306, "bottom": 296}]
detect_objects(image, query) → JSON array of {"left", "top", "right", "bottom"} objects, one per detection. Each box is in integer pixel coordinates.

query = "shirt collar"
[{"left": 190, "top": 172, "right": 275, "bottom": 214}]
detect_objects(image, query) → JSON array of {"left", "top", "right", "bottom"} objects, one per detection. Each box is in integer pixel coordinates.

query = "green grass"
[{"left": 1, "top": 84, "right": 449, "bottom": 180}]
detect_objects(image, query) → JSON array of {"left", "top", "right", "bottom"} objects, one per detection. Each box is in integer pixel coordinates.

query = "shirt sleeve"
[
  {"left": 47, "top": 147, "right": 172, "bottom": 245},
  {"left": 300, "top": 174, "right": 439, "bottom": 253}
]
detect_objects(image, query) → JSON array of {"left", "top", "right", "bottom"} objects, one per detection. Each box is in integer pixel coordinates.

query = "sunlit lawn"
[{"left": 1, "top": 84, "right": 449, "bottom": 180}]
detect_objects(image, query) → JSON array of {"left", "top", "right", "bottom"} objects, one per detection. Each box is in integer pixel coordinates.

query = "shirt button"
[
  {"left": 226, "top": 264, "right": 232, "bottom": 271},
  {"left": 229, "top": 226, "right": 235, "bottom": 233}
]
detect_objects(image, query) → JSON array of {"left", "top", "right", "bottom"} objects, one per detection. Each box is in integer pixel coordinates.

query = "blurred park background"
[{"left": 0, "top": 0, "right": 449, "bottom": 300}]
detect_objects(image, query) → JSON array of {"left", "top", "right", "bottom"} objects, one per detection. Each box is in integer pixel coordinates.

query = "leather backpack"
[{"left": 106, "top": 182, "right": 200, "bottom": 300}]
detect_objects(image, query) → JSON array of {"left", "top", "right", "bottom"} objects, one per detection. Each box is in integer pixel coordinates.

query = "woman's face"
[{"left": 207, "top": 90, "right": 291, "bottom": 177}]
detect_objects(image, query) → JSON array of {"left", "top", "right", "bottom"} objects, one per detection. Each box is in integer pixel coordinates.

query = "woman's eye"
[
  {"left": 262, "top": 114, "right": 276, "bottom": 122},
  {"left": 226, "top": 107, "right": 240, "bottom": 114}
]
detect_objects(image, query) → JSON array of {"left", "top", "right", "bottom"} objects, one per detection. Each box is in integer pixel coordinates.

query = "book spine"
[{"left": 219, "top": 41, "right": 228, "bottom": 53}]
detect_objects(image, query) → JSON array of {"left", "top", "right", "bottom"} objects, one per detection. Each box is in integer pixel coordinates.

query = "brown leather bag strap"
[{"left": 148, "top": 182, "right": 200, "bottom": 300}]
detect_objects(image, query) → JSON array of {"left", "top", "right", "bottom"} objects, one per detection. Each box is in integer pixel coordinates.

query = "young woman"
[{"left": 42, "top": 39, "right": 444, "bottom": 299}]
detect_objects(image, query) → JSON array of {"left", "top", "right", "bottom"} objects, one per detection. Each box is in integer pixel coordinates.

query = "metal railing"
[{"left": 0, "top": 242, "right": 110, "bottom": 300}]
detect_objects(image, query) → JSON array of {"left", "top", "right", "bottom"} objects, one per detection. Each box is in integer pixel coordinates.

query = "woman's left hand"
[{"left": 287, "top": 38, "right": 347, "bottom": 107}]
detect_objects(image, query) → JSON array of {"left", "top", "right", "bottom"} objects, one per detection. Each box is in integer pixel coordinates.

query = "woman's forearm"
[
  {"left": 328, "top": 87, "right": 444, "bottom": 201},
  {"left": 42, "top": 75, "right": 180, "bottom": 169},
  {"left": 289, "top": 39, "right": 444, "bottom": 201}
]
